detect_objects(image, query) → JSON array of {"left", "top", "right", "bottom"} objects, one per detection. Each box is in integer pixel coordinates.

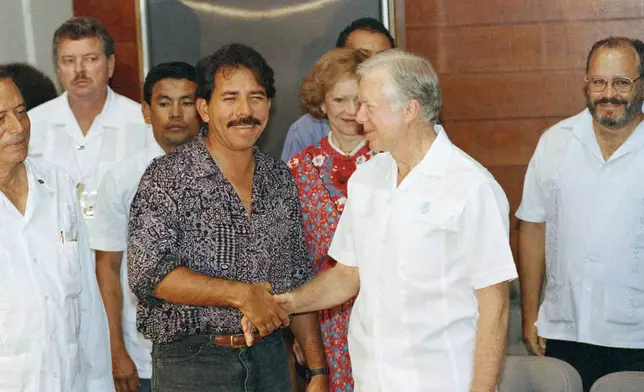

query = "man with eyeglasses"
[{"left": 516, "top": 36, "right": 644, "bottom": 392}]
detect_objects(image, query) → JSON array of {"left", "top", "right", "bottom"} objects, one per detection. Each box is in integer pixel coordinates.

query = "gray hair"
[{"left": 357, "top": 49, "right": 441, "bottom": 124}]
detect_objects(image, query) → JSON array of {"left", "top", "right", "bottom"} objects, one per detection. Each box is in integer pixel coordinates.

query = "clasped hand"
[
  {"left": 239, "top": 285, "right": 294, "bottom": 346},
  {"left": 238, "top": 282, "right": 294, "bottom": 341}
]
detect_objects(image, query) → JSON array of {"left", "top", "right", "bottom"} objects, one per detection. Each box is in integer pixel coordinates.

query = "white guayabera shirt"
[
  {"left": 0, "top": 158, "right": 113, "bottom": 391},
  {"left": 517, "top": 109, "right": 644, "bottom": 349},
  {"left": 89, "top": 143, "right": 167, "bottom": 379},
  {"left": 329, "top": 128, "right": 517, "bottom": 392},
  {"left": 28, "top": 87, "right": 152, "bottom": 225}
]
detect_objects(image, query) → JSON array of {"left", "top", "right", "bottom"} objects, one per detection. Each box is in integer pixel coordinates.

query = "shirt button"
[
  {"left": 53, "top": 373, "right": 57, "bottom": 378},
  {"left": 32, "top": 258, "right": 38, "bottom": 263},
  {"left": 75, "top": 145, "right": 85, "bottom": 150},
  {"left": 44, "top": 295, "right": 50, "bottom": 300}
]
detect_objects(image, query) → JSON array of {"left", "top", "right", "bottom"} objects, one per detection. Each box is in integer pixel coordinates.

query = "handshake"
[{"left": 238, "top": 281, "right": 296, "bottom": 347}]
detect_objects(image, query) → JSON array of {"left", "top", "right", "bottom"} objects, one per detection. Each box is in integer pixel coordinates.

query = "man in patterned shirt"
[{"left": 128, "top": 43, "right": 328, "bottom": 392}]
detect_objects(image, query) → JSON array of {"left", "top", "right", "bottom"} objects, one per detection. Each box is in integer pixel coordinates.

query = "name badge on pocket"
[{"left": 59, "top": 202, "right": 79, "bottom": 248}]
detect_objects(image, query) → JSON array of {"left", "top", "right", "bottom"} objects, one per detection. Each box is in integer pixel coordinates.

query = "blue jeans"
[
  {"left": 139, "top": 378, "right": 151, "bottom": 392},
  {"left": 151, "top": 332, "right": 291, "bottom": 392}
]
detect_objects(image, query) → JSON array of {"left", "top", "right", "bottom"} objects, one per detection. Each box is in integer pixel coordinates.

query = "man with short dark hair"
[
  {"left": 335, "top": 17, "right": 395, "bottom": 57},
  {"left": 128, "top": 44, "right": 328, "bottom": 392},
  {"left": 91, "top": 62, "right": 200, "bottom": 392},
  {"left": 0, "top": 63, "right": 58, "bottom": 110},
  {"left": 281, "top": 17, "right": 395, "bottom": 162},
  {"left": 517, "top": 36, "right": 644, "bottom": 392},
  {"left": 0, "top": 71, "right": 113, "bottom": 391}
]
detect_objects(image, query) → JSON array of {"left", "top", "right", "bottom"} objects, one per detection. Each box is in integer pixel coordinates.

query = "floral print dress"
[{"left": 289, "top": 135, "right": 377, "bottom": 392}]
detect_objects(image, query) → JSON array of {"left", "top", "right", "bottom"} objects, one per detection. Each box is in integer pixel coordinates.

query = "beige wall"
[{"left": 0, "top": 0, "right": 73, "bottom": 87}]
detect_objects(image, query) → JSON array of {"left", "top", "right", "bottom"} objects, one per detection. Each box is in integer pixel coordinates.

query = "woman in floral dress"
[{"left": 288, "top": 48, "right": 377, "bottom": 392}]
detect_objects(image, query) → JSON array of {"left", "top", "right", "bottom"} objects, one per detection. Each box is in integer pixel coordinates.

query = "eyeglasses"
[{"left": 585, "top": 75, "right": 641, "bottom": 93}]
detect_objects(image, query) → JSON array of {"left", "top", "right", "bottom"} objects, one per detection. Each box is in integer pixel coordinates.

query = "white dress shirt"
[
  {"left": 28, "top": 87, "right": 153, "bottom": 224},
  {"left": 0, "top": 158, "right": 113, "bottom": 392},
  {"left": 516, "top": 109, "right": 644, "bottom": 349},
  {"left": 328, "top": 128, "right": 518, "bottom": 392},
  {"left": 89, "top": 143, "right": 166, "bottom": 379}
]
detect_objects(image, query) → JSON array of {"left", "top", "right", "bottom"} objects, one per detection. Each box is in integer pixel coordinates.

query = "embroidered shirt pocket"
[{"left": 398, "top": 198, "right": 463, "bottom": 283}]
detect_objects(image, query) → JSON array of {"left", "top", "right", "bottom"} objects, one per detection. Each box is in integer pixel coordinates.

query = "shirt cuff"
[
  {"left": 515, "top": 206, "right": 546, "bottom": 223},
  {"left": 471, "top": 264, "right": 518, "bottom": 290},
  {"left": 89, "top": 237, "right": 126, "bottom": 252}
]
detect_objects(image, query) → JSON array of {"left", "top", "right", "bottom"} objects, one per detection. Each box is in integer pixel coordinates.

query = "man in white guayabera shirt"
[
  {"left": 28, "top": 17, "right": 152, "bottom": 228},
  {"left": 90, "top": 62, "right": 201, "bottom": 392},
  {"left": 517, "top": 36, "right": 644, "bottom": 392},
  {"left": 245, "top": 50, "right": 518, "bottom": 392},
  {"left": 0, "top": 71, "right": 112, "bottom": 390}
]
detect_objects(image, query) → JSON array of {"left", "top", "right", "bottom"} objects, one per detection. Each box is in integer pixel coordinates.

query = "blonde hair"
[{"left": 300, "top": 48, "right": 367, "bottom": 119}]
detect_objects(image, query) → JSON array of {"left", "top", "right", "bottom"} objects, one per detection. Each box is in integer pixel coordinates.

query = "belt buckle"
[{"left": 230, "top": 334, "right": 245, "bottom": 349}]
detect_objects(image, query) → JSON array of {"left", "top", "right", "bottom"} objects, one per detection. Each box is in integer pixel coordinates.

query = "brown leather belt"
[
  {"left": 180, "top": 332, "right": 264, "bottom": 349},
  {"left": 213, "top": 332, "right": 261, "bottom": 349}
]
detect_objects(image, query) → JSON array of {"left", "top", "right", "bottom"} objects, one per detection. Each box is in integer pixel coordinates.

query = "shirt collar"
[
  {"left": 148, "top": 138, "right": 166, "bottom": 159},
  {"left": 571, "top": 109, "right": 604, "bottom": 161},
  {"left": 188, "top": 136, "right": 264, "bottom": 178},
  {"left": 412, "top": 125, "right": 452, "bottom": 178},
  {"left": 21, "top": 158, "right": 55, "bottom": 223},
  {"left": 572, "top": 108, "right": 644, "bottom": 162},
  {"left": 55, "top": 87, "right": 118, "bottom": 128},
  {"left": 24, "top": 158, "right": 55, "bottom": 195}
]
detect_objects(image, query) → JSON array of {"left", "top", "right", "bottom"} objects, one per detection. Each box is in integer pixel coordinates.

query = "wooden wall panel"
[
  {"left": 73, "top": 0, "right": 141, "bottom": 102},
  {"left": 407, "top": 0, "right": 644, "bottom": 28},
  {"left": 447, "top": 118, "right": 557, "bottom": 167},
  {"left": 440, "top": 71, "right": 586, "bottom": 121},
  {"left": 410, "top": 20, "right": 644, "bottom": 74},
  {"left": 543, "top": 20, "right": 644, "bottom": 69},
  {"left": 408, "top": 25, "right": 542, "bottom": 74}
]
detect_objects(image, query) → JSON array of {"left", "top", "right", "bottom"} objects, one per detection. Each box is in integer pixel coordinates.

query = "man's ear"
[
  {"left": 107, "top": 54, "right": 115, "bottom": 79},
  {"left": 404, "top": 99, "right": 422, "bottom": 124},
  {"left": 142, "top": 102, "right": 153, "bottom": 125},
  {"left": 197, "top": 97, "right": 210, "bottom": 123}
]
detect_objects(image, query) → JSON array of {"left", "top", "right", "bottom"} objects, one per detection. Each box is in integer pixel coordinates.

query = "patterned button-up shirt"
[{"left": 128, "top": 136, "right": 312, "bottom": 343}]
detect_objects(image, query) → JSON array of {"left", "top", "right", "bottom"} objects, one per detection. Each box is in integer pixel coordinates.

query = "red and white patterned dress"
[{"left": 289, "top": 135, "right": 377, "bottom": 392}]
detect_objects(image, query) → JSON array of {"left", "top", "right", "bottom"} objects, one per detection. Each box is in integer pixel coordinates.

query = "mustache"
[
  {"left": 73, "top": 73, "right": 90, "bottom": 83},
  {"left": 227, "top": 116, "right": 261, "bottom": 128},
  {"left": 594, "top": 97, "right": 629, "bottom": 106},
  {"left": 7, "top": 135, "right": 26, "bottom": 145},
  {"left": 165, "top": 122, "right": 187, "bottom": 129}
]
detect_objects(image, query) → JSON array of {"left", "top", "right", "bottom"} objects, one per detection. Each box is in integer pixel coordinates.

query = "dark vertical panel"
[{"left": 73, "top": 0, "right": 142, "bottom": 102}]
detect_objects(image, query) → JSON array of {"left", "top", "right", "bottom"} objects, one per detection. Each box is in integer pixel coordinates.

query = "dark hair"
[
  {"left": 53, "top": 17, "right": 115, "bottom": 60},
  {"left": 196, "top": 43, "right": 275, "bottom": 102},
  {"left": 0, "top": 63, "right": 58, "bottom": 110},
  {"left": 335, "top": 17, "right": 395, "bottom": 49},
  {"left": 586, "top": 36, "right": 644, "bottom": 79},
  {"left": 143, "top": 62, "right": 197, "bottom": 104}
]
